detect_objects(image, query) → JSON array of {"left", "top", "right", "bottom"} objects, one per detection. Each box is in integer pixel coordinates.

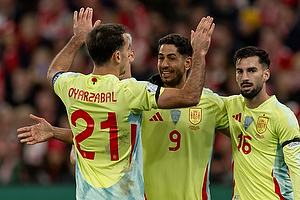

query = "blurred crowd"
[{"left": 0, "top": 0, "right": 300, "bottom": 186}]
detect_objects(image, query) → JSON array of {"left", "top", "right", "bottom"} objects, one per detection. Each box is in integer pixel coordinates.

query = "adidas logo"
[
  {"left": 233, "top": 113, "right": 241, "bottom": 122},
  {"left": 149, "top": 112, "right": 163, "bottom": 121}
]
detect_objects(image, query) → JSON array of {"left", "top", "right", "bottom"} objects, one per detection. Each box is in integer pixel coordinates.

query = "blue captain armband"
[
  {"left": 52, "top": 71, "right": 65, "bottom": 87},
  {"left": 282, "top": 138, "right": 300, "bottom": 148}
]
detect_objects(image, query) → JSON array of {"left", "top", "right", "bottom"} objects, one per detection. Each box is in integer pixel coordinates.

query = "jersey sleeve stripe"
[{"left": 273, "top": 101, "right": 298, "bottom": 128}]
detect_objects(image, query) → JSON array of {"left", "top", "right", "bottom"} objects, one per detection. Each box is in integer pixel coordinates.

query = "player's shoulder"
[
  {"left": 199, "top": 88, "right": 225, "bottom": 106},
  {"left": 266, "top": 95, "right": 294, "bottom": 115},
  {"left": 121, "top": 78, "right": 159, "bottom": 94},
  {"left": 60, "top": 71, "right": 83, "bottom": 78},
  {"left": 120, "top": 78, "right": 147, "bottom": 85},
  {"left": 57, "top": 71, "right": 87, "bottom": 82},
  {"left": 266, "top": 96, "right": 299, "bottom": 128},
  {"left": 221, "top": 94, "right": 243, "bottom": 104},
  {"left": 202, "top": 88, "right": 221, "bottom": 100},
  {"left": 54, "top": 71, "right": 85, "bottom": 85}
]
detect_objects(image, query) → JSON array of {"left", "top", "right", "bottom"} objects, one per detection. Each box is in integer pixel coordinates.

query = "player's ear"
[
  {"left": 185, "top": 56, "right": 192, "bottom": 71},
  {"left": 129, "top": 50, "right": 135, "bottom": 63},
  {"left": 113, "top": 50, "right": 121, "bottom": 64},
  {"left": 263, "top": 68, "right": 270, "bottom": 82}
]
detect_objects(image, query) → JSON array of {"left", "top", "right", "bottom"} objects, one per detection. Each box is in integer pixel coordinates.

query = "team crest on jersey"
[
  {"left": 189, "top": 107, "right": 202, "bottom": 125},
  {"left": 256, "top": 116, "right": 268, "bottom": 134}
]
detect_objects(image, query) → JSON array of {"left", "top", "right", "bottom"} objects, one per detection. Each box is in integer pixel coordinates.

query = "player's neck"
[
  {"left": 244, "top": 91, "right": 270, "bottom": 109},
  {"left": 92, "top": 64, "right": 119, "bottom": 78}
]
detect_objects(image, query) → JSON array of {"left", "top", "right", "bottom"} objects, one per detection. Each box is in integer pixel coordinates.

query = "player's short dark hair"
[
  {"left": 85, "top": 23, "right": 126, "bottom": 66},
  {"left": 158, "top": 33, "right": 193, "bottom": 58},
  {"left": 233, "top": 46, "right": 271, "bottom": 69}
]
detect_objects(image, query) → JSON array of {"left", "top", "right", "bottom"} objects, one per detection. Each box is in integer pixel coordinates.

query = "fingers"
[
  {"left": 26, "top": 141, "right": 38, "bottom": 145},
  {"left": 74, "top": 7, "right": 101, "bottom": 30},
  {"left": 208, "top": 23, "right": 215, "bottom": 37},
  {"left": 195, "top": 17, "right": 206, "bottom": 33},
  {"left": 76, "top": 7, "right": 93, "bottom": 21},
  {"left": 190, "top": 16, "right": 215, "bottom": 55},
  {"left": 29, "top": 114, "right": 43, "bottom": 123},
  {"left": 78, "top": 7, "right": 84, "bottom": 20},
  {"left": 204, "top": 17, "right": 214, "bottom": 35},
  {"left": 19, "top": 135, "right": 34, "bottom": 144},
  {"left": 74, "top": 11, "right": 78, "bottom": 24},
  {"left": 17, "top": 127, "right": 31, "bottom": 133},
  {"left": 93, "top": 20, "right": 102, "bottom": 28},
  {"left": 190, "top": 30, "right": 195, "bottom": 41},
  {"left": 195, "top": 16, "right": 214, "bottom": 35},
  {"left": 87, "top": 7, "right": 93, "bottom": 21},
  {"left": 82, "top": 7, "right": 90, "bottom": 20},
  {"left": 18, "top": 131, "right": 37, "bottom": 145},
  {"left": 20, "top": 137, "right": 32, "bottom": 143},
  {"left": 17, "top": 132, "right": 32, "bottom": 138}
]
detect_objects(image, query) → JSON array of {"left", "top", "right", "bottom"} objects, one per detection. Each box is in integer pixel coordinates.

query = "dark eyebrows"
[
  {"left": 247, "top": 67, "right": 258, "bottom": 71},
  {"left": 158, "top": 53, "right": 177, "bottom": 57},
  {"left": 236, "top": 66, "right": 258, "bottom": 71},
  {"left": 167, "top": 53, "right": 177, "bottom": 57}
]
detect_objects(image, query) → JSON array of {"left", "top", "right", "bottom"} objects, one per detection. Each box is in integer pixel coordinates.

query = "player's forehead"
[
  {"left": 158, "top": 44, "right": 179, "bottom": 57},
  {"left": 236, "top": 56, "right": 261, "bottom": 69}
]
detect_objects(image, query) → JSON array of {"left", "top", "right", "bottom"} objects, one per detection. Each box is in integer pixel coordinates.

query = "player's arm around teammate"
[{"left": 46, "top": 7, "right": 215, "bottom": 109}]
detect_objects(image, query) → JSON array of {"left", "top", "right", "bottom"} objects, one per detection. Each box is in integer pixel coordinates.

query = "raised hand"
[
  {"left": 73, "top": 7, "right": 101, "bottom": 43},
  {"left": 191, "top": 16, "right": 215, "bottom": 56},
  {"left": 47, "top": 7, "right": 101, "bottom": 83},
  {"left": 17, "top": 114, "right": 54, "bottom": 145}
]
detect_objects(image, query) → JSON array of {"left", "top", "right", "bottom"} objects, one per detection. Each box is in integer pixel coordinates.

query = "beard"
[
  {"left": 162, "top": 72, "right": 184, "bottom": 88},
  {"left": 240, "top": 84, "right": 263, "bottom": 99}
]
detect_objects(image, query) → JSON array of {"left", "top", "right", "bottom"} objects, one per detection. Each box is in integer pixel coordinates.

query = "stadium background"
[{"left": 0, "top": 0, "right": 299, "bottom": 199}]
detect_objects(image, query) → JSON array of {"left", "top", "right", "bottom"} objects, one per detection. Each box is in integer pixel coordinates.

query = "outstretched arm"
[
  {"left": 47, "top": 7, "right": 101, "bottom": 84},
  {"left": 17, "top": 114, "right": 73, "bottom": 145},
  {"left": 157, "top": 16, "right": 215, "bottom": 109}
]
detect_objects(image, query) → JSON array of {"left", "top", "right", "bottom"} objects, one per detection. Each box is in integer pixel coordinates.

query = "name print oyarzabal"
[{"left": 68, "top": 87, "right": 117, "bottom": 103}]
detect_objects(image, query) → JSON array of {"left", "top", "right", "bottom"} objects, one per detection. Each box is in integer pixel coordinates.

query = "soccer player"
[
  {"left": 19, "top": 7, "right": 215, "bottom": 200},
  {"left": 222, "top": 46, "right": 300, "bottom": 200},
  {"left": 142, "top": 33, "right": 229, "bottom": 200},
  {"left": 69, "top": 31, "right": 135, "bottom": 166}
]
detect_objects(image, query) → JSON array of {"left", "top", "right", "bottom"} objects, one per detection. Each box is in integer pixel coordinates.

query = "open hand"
[
  {"left": 17, "top": 114, "right": 54, "bottom": 145},
  {"left": 191, "top": 16, "right": 215, "bottom": 56},
  {"left": 73, "top": 7, "right": 101, "bottom": 43}
]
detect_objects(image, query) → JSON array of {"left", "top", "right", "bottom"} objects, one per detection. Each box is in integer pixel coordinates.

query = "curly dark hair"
[{"left": 158, "top": 33, "right": 193, "bottom": 58}]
